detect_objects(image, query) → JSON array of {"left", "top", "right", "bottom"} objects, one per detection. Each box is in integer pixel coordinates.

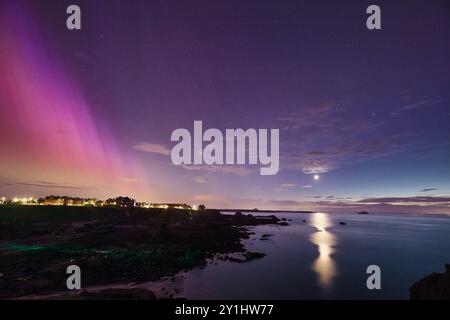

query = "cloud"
[
  {"left": 193, "top": 194, "right": 228, "bottom": 203},
  {"left": 193, "top": 176, "right": 207, "bottom": 184},
  {"left": 288, "top": 158, "right": 335, "bottom": 174},
  {"left": 277, "top": 96, "right": 444, "bottom": 177},
  {"left": 309, "top": 196, "right": 450, "bottom": 214},
  {"left": 307, "top": 151, "right": 327, "bottom": 156},
  {"left": 278, "top": 100, "right": 390, "bottom": 174},
  {"left": 181, "top": 164, "right": 252, "bottom": 176},
  {"left": 280, "top": 183, "right": 296, "bottom": 188},
  {"left": 282, "top": 120, "right": 419, "bottom": 175},
  {"left": 278, "top": 100, "right": 344, "bottom": 132},
  {"left": 290, "top": 195, "right": 449, "bottom": 214},
  {"left": 420, "top": 188, "right": 438, "bottom": 192},
  {"left": 133, "top": 142, "right": 171, "bottom": 156},
  {"left": 275, "top": 183, "right": 297, "bottom": 192},
  {"left": 119, "top": 177, "right": 139, "bottom": 183},
  {"left": 263, "top": 199, "right": 302, "bottom": 207},
  {"left": 357, "top": 196, "right": 450, "bottom": 204},
  {"left": 133, "top": 143, "right": 252, "bottom": 176},
  {"left": 5, "top": 181, "right": 95, "bottom": 191},
  {"left": 186, "top": 194, "right": 450, "bottom": 214},
  {"left": 390, "top": 98, "right": 442, "bottom": 116}
]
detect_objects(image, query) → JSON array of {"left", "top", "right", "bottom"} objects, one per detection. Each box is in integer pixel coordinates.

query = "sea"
[
  {"left": 29, "top": 211, "right": 450, "bottom": 300},
  {"left": 175, "top": 211, "right": 450, "bottom": 299}
]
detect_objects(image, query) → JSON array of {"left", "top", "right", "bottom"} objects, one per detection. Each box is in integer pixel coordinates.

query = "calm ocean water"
[{"left": 177, "top": 211, "right": 450, "bottom": 299}]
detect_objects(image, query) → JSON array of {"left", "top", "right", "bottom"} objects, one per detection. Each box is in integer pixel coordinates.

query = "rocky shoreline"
[{"left": 0, "top": 206, "right": 284, "bottom": 299}]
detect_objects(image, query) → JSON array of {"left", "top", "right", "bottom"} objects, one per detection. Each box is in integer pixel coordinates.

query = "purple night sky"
[{"left": 0, "top": 0, "right": 449, "bottom": 213}]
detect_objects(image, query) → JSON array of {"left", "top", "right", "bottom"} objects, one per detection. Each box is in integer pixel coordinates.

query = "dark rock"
[
  {"left": 243, "top": 251, "right": 266, "bottom": 261},
  {"left": 339, "top": 222, "right": 347, "bottom": 225},
  {"left": 0, "top": 206, "right": 282, "bottom": 299},
  {"left": 260, "top": 234, "right": 272, "bottom": 241},
  {"left": 410, "top": 264, "right": 450, "bottom": 300},
  {"left": 222, "top": 251, "right": 266, "bottom": 263}
]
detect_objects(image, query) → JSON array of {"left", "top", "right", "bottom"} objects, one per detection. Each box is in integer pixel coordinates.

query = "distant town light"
[{"left": 1, "top": 195, "right": 197, "bottom": 211}]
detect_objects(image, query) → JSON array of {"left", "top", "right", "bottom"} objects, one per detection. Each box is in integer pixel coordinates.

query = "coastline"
[
  {"left": 0, "top": 206, "right": 284, "bottom": 299},
  {"left": 2, "top": 207, "right": 450, "bottom": 299}
]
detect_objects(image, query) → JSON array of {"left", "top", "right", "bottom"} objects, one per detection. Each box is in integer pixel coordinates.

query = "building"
[
  {"left": 43, "top": 196, "right": 98, "bottom": 206},
  {"left": 149, "top": 203, "right": 193, "bottom": 210},
  {"left": 66, "top": 197, "right": 84, "bottom": 206},
  {"left": 0, "top": 195, "right": 198, "bottom": 210},
  {"left": 105, "top": 196, "right": 135, "bottom": 208},
  {"left": 43, "top": 196, "right": 66, "bottom": 206},
  {"left": 135, "top": 202, "right": 195, "bottom": 210},
  {"left": 11, "top": 197, "right": 38, "bottom": 205}
]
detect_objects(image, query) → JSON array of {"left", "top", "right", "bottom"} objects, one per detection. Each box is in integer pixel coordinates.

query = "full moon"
[{"left": 313, "top": 174, "right": 320, "bottom": 181}]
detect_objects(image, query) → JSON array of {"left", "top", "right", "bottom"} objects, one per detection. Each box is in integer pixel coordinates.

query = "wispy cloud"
[
  {"left": 133, "top": 142, "right": 171, "bottom": 156},
  {"left": 294, "top": 195, "right": 450, "bottom": 213},
  {"left": 279, "top": 100, "right": 420, "bottom": 174},
  {"left": 181, "top": 164, "right": 252, "bottom": 176},
  {"left": 264, "top": 199, "right": 303, "bottom": 207},
  {"left": 193, "top": 194, "right": 228, "bottom": 203},
  {"left": 276, "top": 94, "right": 447, "bottom": 177},
  {"left": 275, "top": 183, "right": 297, "bottom": 192},
  {"left": 133, "top": 142, "right": 252, "bottom": 177},
  {"left": 420, "top": 188, "right": 438, "bottom": 192},
  {"left": 357, "top": 196, "right": 450, "bottom": 204},
  {"left": 4, "top": 181, "right": 95, "bottom": 191},
  {"left": 390, "top": 98, "right": 442, "bottom": 116},
  {"left": 119, "top": 177, "right": 139, "bottom": 183},
  {"left": 280, "top": 183, "right": 296, "bottom": 188},
  {"left": 185, "top": 194, "right": 450, "bottom": 214},
  {"left": 193, "top": 176, "right": 207, "bottom": 184},
  {"left": 278, "top": 100, "right": 390, "bottom": 174}
]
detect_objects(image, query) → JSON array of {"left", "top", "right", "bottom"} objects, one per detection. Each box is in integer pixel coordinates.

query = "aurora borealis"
[{"left": 1, "top": 0, "right": 449, "bottom": 213}]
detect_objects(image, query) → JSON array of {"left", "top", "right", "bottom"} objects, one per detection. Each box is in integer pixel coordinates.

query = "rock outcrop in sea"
[{"left": 410, "top": 264, "right": 450, "bottom": 299}]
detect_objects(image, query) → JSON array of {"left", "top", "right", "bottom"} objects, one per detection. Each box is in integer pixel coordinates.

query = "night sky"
[{"left": 1, "top": 0, "right": 449, "bottom": 213}]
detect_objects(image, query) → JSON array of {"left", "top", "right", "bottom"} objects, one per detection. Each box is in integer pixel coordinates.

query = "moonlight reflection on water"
[
  {"left": 137, "top": 212, "right": 450, "bottom": 300},
  {"left": 310, "top": 212, "right": 337, "bottom": 293}
]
